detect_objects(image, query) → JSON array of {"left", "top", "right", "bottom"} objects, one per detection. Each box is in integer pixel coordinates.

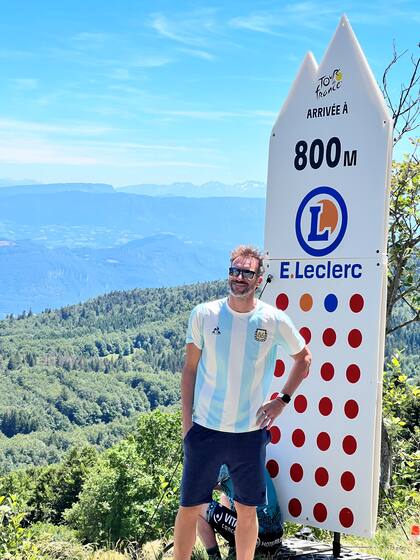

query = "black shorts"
[{"left": 180, "top": 423, "right": 270, "bottom": 507}]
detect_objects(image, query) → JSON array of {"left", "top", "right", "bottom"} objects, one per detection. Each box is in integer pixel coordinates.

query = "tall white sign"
[{"left": 263, "top": 16, "right": 392, "bottom": 537}]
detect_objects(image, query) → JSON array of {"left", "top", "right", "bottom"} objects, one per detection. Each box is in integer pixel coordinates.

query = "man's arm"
[
  {"left": 257, "top": 345, "right": 311, "bottom": 429},
  {"left": 181, "top": 342, "right": 202, "bottom": 437}
]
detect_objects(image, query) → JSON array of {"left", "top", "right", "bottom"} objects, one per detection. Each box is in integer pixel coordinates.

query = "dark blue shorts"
[{"left": 180, "top": 423, "right": 270, "bottom": 507}]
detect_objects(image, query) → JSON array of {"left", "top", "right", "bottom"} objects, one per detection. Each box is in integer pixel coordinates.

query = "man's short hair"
[{"left": 230, "top": 245, "right": 264, "bottom": 276}]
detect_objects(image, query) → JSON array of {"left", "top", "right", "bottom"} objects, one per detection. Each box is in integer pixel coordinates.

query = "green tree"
[{"left": 65, "top": 410, "right": 182, "bottom": 545}]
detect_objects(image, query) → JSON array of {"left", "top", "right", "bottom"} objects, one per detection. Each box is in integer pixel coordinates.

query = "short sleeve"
[
  {"left": 277, "top": 312, "right": 305, "bottom": 356},
  {"left": 185, "top": 305, "right": 203, "bottom": 349}
]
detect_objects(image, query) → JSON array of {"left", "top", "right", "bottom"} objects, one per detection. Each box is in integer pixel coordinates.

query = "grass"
[{"left": 19, "top": 522, "right": 419, "bottom": 559}]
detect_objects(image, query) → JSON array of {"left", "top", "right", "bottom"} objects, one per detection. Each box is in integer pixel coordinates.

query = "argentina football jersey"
[{"left": 186, "top": 298, "right": 305, "bottom": 432}]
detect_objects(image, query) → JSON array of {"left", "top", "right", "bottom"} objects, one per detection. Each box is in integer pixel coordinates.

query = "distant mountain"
[
  {"left": 0, "top": 235, "right": 228, "bottom": 316},
  {"left": 0, "top": 183, "right": 114, "bottom": 196},
  {"left": 118, "top": 180, "right": 266, "bottom": 198},
  {"left": 0, "top": 186, "right": 265, "bottom": 314},
  {"left": 0, "top": 191, "right": 264, "bottom": 248}
]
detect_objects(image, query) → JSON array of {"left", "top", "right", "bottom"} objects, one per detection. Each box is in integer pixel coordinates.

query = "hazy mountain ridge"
[
  {"left": 0, "top": 235, "right": 229, "bottom": 317},
  {"left": 0, "top": 180, "right": 266, "bottom": 198},
  {"left": 118, "top": 180, "right": 266, "bottom": 197}
]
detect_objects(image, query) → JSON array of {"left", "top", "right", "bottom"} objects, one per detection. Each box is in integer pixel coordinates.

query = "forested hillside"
[
  {"left": 0, "top": 278, "right": 417, "bottom": 475},
  {"left": 0, "top": 281, "right": 227, "bottom": 474}
]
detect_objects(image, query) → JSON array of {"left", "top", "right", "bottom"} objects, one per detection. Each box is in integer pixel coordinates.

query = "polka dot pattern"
[
  {"left": 339, "top": 507, "right": 354, "bottom": 528},
  {"left": 349, "top": 294, "right": 364, "bottom": 313},
  {"left": 341, "top": 471, "right": 356, "bottom": 491},
  {"left": 274, "top": 360, "right": 285, "bottom": 377},
  {"left": 290, "top": 463, "right": 304, "bottom": 482},
  {"left": 344, "top": 400, "right": 359, "bottom": 419},
  {"left": 342, "top": 435, "right": 357, "bottom": 455},
  {"left": 266, "top": 459, "right": 279, "bottom": 478},
  {"left": 322, "top": 328, "right": 336, "bottom": 346},
  {"left": 288, "top": 498, "right": 302, "bottom": 517},
  {"left": 320, "top": 362, "right": 334, "bottom": 381},
  {"left": 276, "top": 293, "right": 289, "bottom": 310},
  {"left": 300, "top": 293, "right": 313, "bottom": 311},
  {"left": 315, "top": 467, "right": 329, "bottom": 487},
  {"left": 299, "top": 327, "right": 311, "bottom": 344},
  {"left": 269, "top": 426, "right": 281, "bottom": 444},
  {"left": 319, "top": 397, "right": 333, "bottom": 416},
  {"left": 271, "top": 291, "right": 370, "bottom": 532},
  {"left": 292, "top": 429, "right": 305, "bottom": 447},
  {"left": 346, "top": 364, "right": 361, "bottom": 383},
  {"left": 324, "top": 294, "right": 338, "bottom": 312},
  {"left": 294, "top": 394, "right": 308, "bottom": 413},
  {"left": 348, "top": 329, "right": 362, "bottom": 348},
  {"left": 317, "top": 432, "right": 331, "bottom": 451},
  {"left": 313, "top": 503, "right": 328, "bottom": 522}
]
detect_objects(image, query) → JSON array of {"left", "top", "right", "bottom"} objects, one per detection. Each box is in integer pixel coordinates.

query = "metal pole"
[{"left": 332, "top": 532, "right": 341, "bottom": 558}]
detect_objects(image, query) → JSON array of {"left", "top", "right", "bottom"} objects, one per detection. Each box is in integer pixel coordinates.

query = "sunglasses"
[{"left": 229, "top": 267, "right": 257, "bottom": 280}]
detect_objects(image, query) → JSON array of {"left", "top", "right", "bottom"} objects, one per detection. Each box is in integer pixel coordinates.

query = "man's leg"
[
  {"left": 197, "top": 504, "right": 221, "bottom": 559},
  {"left": 174, "top": 505, "right": 202, "bottom": 560},
  {"left": 234, "top": 501, "right": 258, "bottom": 560}
]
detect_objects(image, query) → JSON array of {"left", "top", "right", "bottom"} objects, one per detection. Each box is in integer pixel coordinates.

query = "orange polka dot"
[{"left": 300, "top": 293, "right": 313, "bottom": 311}]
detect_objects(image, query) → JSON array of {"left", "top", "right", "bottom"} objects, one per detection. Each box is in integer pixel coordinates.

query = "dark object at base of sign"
[{"left": 270, "top": 538, "right": 382, "bottom": 559}]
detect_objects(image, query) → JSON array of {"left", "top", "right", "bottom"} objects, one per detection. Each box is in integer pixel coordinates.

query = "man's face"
[{"left": 228, "top": 255, "right": 261, "bottom": 299}]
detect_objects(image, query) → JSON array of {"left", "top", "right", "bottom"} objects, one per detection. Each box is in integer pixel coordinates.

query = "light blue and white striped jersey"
[{"left": 186, "top": 297, "right": 305, "bottom": 433}]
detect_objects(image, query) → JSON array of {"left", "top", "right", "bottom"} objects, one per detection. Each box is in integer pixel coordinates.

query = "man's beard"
[{"left": 229, "top": 279, "right": 255, "bottom": 299}]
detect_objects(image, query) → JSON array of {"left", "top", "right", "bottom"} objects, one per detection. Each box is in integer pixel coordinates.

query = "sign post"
[{"left": 263, "top": 16, "right": 392, "bottom": 537}]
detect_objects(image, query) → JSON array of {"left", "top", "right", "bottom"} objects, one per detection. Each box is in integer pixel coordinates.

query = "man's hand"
[
  {"left": 183, "top": 420, "right": 193, "bottom": 439},
  {"left": 256, "top": 398, "right": 286, "bottom": 429}
]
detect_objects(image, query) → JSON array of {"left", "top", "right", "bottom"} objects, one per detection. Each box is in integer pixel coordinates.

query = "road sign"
[{"left": 263, "top": 16, "right": 392, "bottom": 537}]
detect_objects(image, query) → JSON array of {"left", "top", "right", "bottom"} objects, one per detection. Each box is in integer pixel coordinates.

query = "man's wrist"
[{"left": 276, "top": 393, "right": 291, "bottom": 405}]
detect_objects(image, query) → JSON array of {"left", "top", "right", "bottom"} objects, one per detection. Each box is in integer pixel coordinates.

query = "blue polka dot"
[{"left": 324, "top": 294, "right": 338, "bottom": 312}]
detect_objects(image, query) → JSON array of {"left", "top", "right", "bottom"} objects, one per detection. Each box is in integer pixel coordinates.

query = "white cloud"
[
  {"left": 148, "top": 108, "right": 277, "bottom": 121},
  {"left": 10, "top": 78, "right": 39, "bottom": 90},
  {"left": 0, "top": 118, "right": 115, "bottom": 137}
]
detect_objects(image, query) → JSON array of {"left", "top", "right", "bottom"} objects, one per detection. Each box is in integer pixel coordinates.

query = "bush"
[{"left": 65, "top": 410, "right": 182, "bottom": 546}]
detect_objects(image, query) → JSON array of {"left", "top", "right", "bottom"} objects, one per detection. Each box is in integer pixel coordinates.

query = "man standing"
[{"left": 174, "top": 245, "right": 311, "bottom": 560}]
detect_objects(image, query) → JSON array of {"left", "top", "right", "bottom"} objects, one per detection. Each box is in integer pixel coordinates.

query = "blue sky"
[{"left": 0, "top": 1, "right": 418, "bottom": 186}]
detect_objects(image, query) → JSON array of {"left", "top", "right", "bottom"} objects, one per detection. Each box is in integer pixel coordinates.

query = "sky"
[{"left": 0, "top": 1, "right": 418, "bottom": 187}]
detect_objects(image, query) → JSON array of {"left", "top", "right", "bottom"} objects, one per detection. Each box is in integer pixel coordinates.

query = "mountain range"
[{"left": 0, "top": 182, "right": 265, "bottom": 316}]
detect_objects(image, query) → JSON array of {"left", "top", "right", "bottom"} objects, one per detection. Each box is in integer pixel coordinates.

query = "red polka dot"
[
  {"left": 274, "top": 360, "right": 285, "bottom": 377},
  {"left": 269, "top": 426, "right": 281, "bottom": 444},
  {"left": 317, "top": 432, "right": 331, "bottom": 451},
  {"left": 342, "top": 435, "right": 357, "bottom": 455},
  {"left": 292, "top": 429, "right": 305, "bottom": 447},
  {"left": 299, "top": 327, "right": 311, "bottom": 344},
  {"left": 339, "top": 507, "right": 354, "bottom": 528},
  {"left": 320, "top": 362, "right": 334, "bottom": 381},
  {"left": 341, "top": 471, "right": 356, "bottom": 491},
  {"left": 313, "top": 503, "right": 328, "bottom": 522},
  {"left": 294, "top": 394, "right": 307, "bottom": 413},
  {"left": 266, "top": 459, "right": 279, "bottom": 478},
  {"left": 322, "top": 328, "right": 336, "bottom": 346},
  {"left": 318, "top": 397, "right": 333, "bottom": 416},
  {"left": 344, "top": 400, "right": 359, "bottom": 419},
  {"left": 276, "top": 293, "right": 289, "bottom": 310},
  {"left": 288, "top": 498, "right": 302, "bottom": 517},
  {"left": 346, "top": 364, "right": 361, "bottom": 383},
  {"left": 348, "top": 329, "right": 362, "bottom": 348},
  {"left": 314, "top": 467, "right": 329, "bottom": 487},
  {"left": 349, "top": 294, "right": 364, "bottom": 313},
  {"left": 271, "top": 392, "right": 279, "bottom": 400},
  {"left": 290, "top": 463, "right": 304, "bottom": 482}
]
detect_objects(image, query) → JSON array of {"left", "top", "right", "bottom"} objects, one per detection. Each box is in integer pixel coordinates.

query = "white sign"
[{"left": 263, "top": 16, "right": 392, "bottom": 537}]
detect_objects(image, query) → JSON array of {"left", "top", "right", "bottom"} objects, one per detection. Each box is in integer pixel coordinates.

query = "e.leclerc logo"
[
  {"left": 295, "top": 186, "right": 347, "bottom": 257},
  {"left": 280, "top": 186, "right": 362, "bottom": 280}
]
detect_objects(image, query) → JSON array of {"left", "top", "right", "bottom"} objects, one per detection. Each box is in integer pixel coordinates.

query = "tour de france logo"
[{"left": 295, "top": 186, "right": 348, "bottom": 257}]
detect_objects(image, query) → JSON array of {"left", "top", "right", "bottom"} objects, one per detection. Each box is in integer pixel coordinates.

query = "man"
[
  {"left": 174, "top": 245, "right": 311, "bottom": 560},
  {"left": 197, "top": 464, "right": 283, "bottom": 558}
]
